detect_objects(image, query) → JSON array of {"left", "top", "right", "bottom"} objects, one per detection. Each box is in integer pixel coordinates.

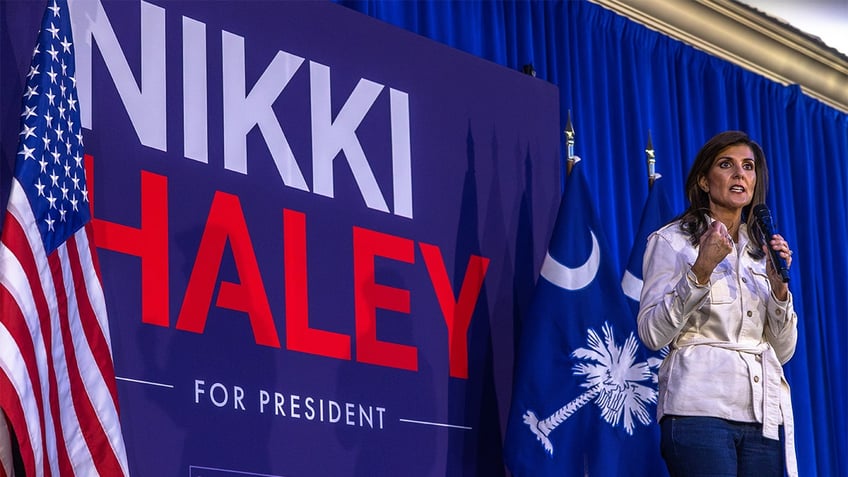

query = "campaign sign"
[{"left": 1, "top": 1, "right": 561, "bottom": 475}]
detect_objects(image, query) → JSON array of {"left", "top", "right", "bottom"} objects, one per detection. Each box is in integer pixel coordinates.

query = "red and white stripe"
[{"left": 0, "top": 179, "right": 129, "bottom": 476}]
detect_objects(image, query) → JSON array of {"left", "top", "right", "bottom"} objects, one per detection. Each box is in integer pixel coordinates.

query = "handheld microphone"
[{"left": 752, "top": 204, "right": 790, "bottom": 283}]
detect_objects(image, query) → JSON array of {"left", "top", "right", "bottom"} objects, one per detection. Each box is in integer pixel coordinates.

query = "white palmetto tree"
[{"left": 523, "top": 322, "right": 657, "bottom": 456}]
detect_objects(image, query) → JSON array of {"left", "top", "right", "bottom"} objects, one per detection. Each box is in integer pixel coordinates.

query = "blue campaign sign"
[{"left": 0, "top": 1, "right": 560, "bottom": 475}]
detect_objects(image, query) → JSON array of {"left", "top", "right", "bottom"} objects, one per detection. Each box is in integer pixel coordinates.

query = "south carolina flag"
[
  {"left": 621, "top": 175, "right": 676, "bottom": 477},
  {"left": 504, "top": 161, "right": 663, "bottom": 476}
]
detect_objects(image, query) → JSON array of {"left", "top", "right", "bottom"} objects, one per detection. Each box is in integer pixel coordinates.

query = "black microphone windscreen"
[
  {"left": 753, "top": 204, "right": 770, "bottom": 220},
  {"left": 752, "top": 204, "right": 790, "bottom": 283}
]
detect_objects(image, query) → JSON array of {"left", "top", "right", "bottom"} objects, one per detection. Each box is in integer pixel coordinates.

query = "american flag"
[{"left": 0, "top": 0, "right": 129, "bottom": 475}]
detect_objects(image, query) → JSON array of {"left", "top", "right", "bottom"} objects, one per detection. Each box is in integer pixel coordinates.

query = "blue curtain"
[{"left": 337, "top": 1, "right": 847, "bottom": 475}]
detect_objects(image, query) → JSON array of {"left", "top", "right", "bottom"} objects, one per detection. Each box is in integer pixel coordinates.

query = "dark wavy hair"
[{"left": 678, "top": 130, "right": 769, "bottom": 259}]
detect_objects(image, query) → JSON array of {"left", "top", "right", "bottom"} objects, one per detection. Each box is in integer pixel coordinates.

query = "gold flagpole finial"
[
  {"left": 646, "top": 129, "right": 660, "bottom": 187},
  {"left": 565, "top": 110, "right": 580, "bottom": 175}
]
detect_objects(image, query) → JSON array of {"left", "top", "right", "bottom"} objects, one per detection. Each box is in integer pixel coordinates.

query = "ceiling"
[{"left": 737, "top": 0, "right": 848, "bottom": 57}]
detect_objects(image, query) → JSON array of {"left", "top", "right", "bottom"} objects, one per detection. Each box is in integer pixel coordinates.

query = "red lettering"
[
  {"left": 353, "top": 226, "right": 417, "bottom": 371},
  {"left": 284, "top": 209, "right": 351, "bottom": 359},
  {"left": 87, "top": 156, "right": 170, "bottom": 327},
  {"left": 419, "top": 243, "right": 489, "bottom": 379},
  {"left": 88, "top": 158, "right": 489, "bottom": 374},
  {"left": 175, "top": 192, "right": 280, "bottom": 348}
]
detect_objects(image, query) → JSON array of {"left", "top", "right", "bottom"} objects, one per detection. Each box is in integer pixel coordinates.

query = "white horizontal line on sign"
[
  {"left": 115, "top": 376, "right": 175, "bottom": 389},
  {"left": 398, "top": 418, "right": 472, "bottom": 430},
  {"left": 189, "top": 465, "right": 285, "bottom": 477}
]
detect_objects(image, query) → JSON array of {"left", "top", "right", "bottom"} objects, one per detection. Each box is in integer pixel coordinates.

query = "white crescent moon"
[
  {"left": 621, "top": 270, "right": 643, "bottom": 301},
  {"left": 540, "top": 230, "right": 600, "bottom": 290}
]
